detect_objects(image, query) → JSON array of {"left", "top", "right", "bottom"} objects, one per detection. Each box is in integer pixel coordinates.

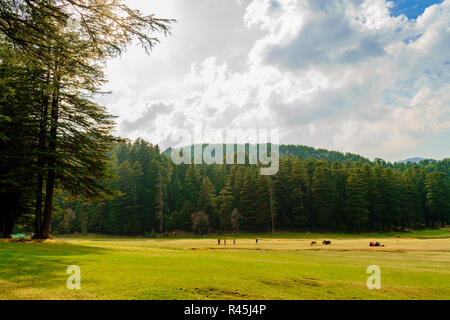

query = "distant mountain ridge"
[{"left": 397, "top": 157, "right": 437, "bottom": 164}]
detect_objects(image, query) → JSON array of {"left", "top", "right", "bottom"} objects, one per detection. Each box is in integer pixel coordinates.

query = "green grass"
[{"left": 0, "top": 230, "right": 449, "bottom": 300}]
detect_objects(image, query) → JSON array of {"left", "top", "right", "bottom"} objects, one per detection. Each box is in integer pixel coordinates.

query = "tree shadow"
[{"left": 0, "top": 241, "right": 109, "bottom": 297}]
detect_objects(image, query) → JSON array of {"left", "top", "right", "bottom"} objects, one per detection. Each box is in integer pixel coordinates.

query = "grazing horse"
[
  {"left": 311, "top": 241, "right": 317, "bottom": 246},
  {"left": 322, "top": 240, "right": 331, "bottom": 245}
]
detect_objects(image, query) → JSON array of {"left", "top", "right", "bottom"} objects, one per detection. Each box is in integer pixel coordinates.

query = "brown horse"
[{"left": 311, "top": 241, "right": 317, "bottom": 246}]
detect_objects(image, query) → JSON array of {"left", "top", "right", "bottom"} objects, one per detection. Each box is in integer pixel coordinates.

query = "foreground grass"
[{"left": 0, "top": 230, "right": 449, "bottom": 300}]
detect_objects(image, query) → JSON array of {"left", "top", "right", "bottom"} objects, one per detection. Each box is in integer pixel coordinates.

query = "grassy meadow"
[{"left": 0, "top": 229, "right": 449, "bottom": 300}]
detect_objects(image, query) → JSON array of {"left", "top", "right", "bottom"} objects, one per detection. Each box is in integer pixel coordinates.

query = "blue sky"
[
  {"left": 389, "top": 0, "right": 444, "bottom": 18},
  {"left": 99, "top": 0, "right": 450, "bottom": 162}
]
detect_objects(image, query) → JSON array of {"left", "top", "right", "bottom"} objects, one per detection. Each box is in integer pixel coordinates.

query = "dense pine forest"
[{"left": 47, "top": 140, "right": 450, "bottom": 236}]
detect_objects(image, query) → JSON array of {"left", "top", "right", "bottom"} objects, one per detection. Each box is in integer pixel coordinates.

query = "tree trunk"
[
  {"left": 6, "top": 217, "right": 14, "bottom": 238},
  {"left": 34, "top": 77, "right": 50, "bottom": 239},
  {"left": 269, "top": 176, "right": 275, "bottom": 235},
  {"left": 41, "top": 71, "right": 60, "bottom": 239},
  {"left": 299, "top": 187, "right": 306, "bottom": 227},
  {"left": 35, "top": 175, "right": 44, "bottom": 238},
  {"left": 0, "top": 215, "right": 6, "bottom": 238},
  {"left": 1, "top": 215, "right": 15, "bottom": 238},
  {"left": 158, "top": 170, "right": 163, "bottom": 236}
]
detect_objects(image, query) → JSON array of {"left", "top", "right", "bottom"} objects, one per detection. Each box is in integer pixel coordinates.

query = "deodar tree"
[{"left": 0, "top": 0, "right": 174, "bottom": 238}]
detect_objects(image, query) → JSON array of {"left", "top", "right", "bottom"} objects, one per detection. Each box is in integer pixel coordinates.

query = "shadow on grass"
[{"left": 0, "top": 241, "right": 109, "bottom": 294}]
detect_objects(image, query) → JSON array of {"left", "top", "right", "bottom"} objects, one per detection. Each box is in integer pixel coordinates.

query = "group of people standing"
[
  {"left": 217, "top": 238, "right": 237, "bottom": 246},
  {"left": 217, "top": 239, "right": 260, "bottom": 246}
]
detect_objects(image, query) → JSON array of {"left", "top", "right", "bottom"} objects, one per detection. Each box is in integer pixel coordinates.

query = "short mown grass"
[{"left": 0, "top": 229, "right": 449, "bottom": 300}]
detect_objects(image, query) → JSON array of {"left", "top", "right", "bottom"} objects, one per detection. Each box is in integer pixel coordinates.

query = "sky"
[{"left": 97, "top": 0, "right": 450, "bottom": 162}]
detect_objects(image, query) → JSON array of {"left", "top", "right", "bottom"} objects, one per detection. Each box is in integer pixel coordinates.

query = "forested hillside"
[
  {"left": 164, "top": 144, "right": 371, "bottom": 164},
  {"left": 279, "top": 145, "right": 371, "bottom": 163},
  {"left": 48, "top": 139, "right": 450, "bottom": 235}
]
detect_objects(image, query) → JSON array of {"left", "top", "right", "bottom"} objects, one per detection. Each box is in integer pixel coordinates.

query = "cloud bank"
[{"left": 97, "top": 0, "right": 450, "bottom": 161}]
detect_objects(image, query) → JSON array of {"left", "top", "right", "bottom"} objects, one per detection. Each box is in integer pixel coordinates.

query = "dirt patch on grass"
[
  {"left": 262, "top": 277, "right": 322, "bottom": 288},
  {"left": 303, "top": 248, "right": 409, "bottom": 253},
  {"left": 188, "top": 247, "right": 262, "bottom": 252},
  {"left": 64, "top": 237, "right": 450, "bottom": 253},
  {"left": 179, "top": 286, "right": 249, "bottom": 298}
]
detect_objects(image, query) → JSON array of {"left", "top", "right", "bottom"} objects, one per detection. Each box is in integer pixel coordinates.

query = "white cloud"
[{"left": 99, "top": 0, "right": 450, "bottom": 161}]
